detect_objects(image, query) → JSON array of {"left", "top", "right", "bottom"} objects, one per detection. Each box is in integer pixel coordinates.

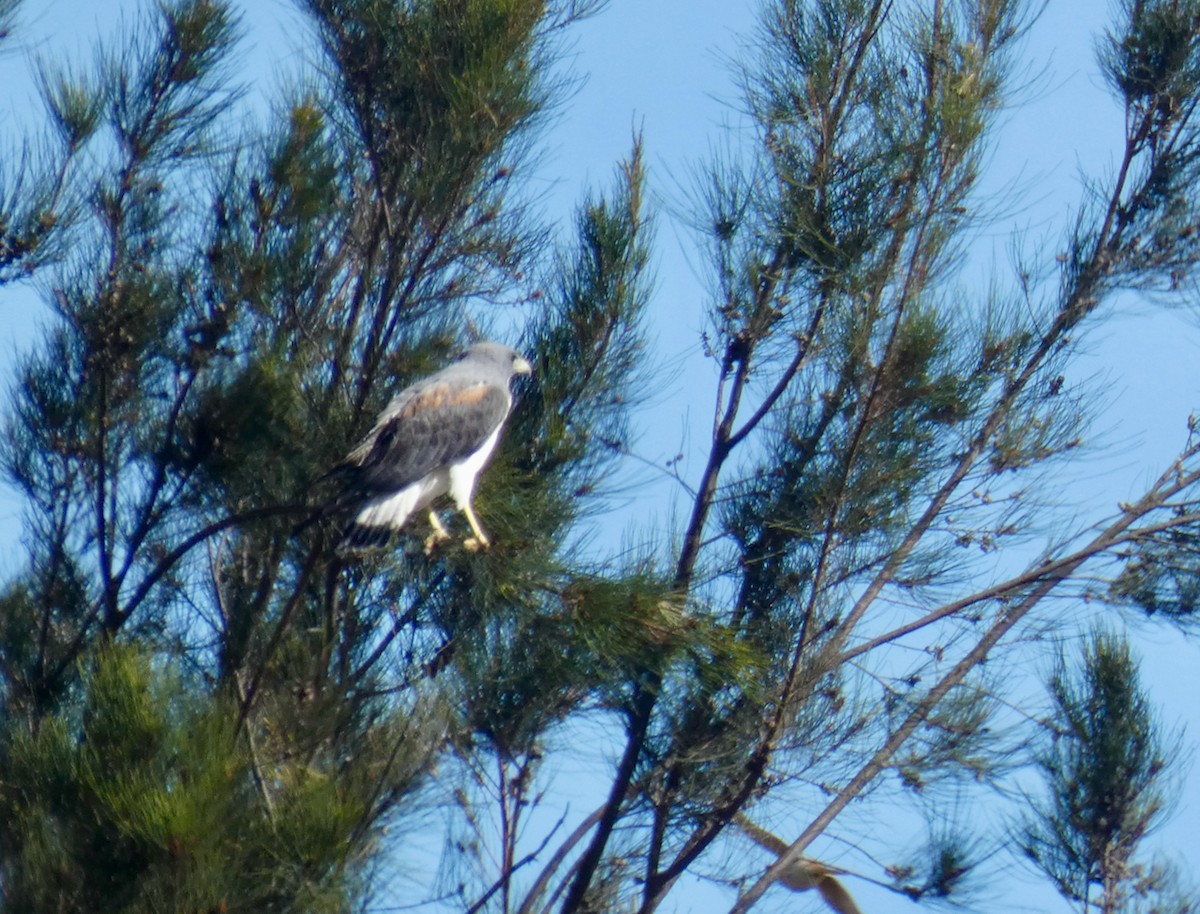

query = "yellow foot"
[
  {"left": 423, "top": 528, "right": 452, "bottom": 555},
  {"left": 462, "top": 534, "right": 490, "bottom": 552}
]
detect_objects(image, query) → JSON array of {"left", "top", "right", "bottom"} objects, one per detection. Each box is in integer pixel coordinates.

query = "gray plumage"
[{"left": 335, "top": 342, "right": 532, "bottom": 549}]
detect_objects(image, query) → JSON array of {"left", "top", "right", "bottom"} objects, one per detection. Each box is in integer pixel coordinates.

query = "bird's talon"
[
  {"left": 424, "top": 529, "right": 451, "bottom": 555},
  {"left": 463, "top": 536, "right": 489, "bottom": 552}
]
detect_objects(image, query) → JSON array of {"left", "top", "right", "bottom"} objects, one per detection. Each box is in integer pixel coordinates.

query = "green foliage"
[
  {"left": 3, "top": 0, "right": 1200, "bottom": 912},
  {"left": 307, "top": 0, "right": 545, "bottom": 178},
  {"left": 0, "top": 0, "right": 643, "bottom": 908},
  {"left": 516, "top": 141, "right": 650, "bottom": 495},
  {"left": 893, "top": 680, "right": 1001, "bottom": 790},
  {"left": 887, "top": 816, "right": 984, "bottom": 904},
  {"left": 1021, "top": 631, "right": 1185, "bottom": 913},
  {"left": 0, "top": 644, "right": 363, "bottom": 913},
  {"left": 188, "top": 352, "right": 313, "bottom": 501},
  {"left": 1103, "top": 0, "right": 1200, "bottom": 108},
  {"left": 1110, "top": 522, "right": 1200, "bottom": 625}
]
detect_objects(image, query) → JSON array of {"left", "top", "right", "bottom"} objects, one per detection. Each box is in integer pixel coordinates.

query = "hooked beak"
[{"left": 513, "top": 355, "right": 533, "bottom": 376}]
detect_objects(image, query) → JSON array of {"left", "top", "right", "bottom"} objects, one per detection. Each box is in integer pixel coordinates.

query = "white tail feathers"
[
  {"left": 340, "top": 472, "right": 450, "bottom": 550},
  {"left": 353, "top": 487, "right": 423, "bottom": 529}
]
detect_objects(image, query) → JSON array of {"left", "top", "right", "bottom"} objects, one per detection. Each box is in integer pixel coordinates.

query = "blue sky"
[
  {"left": 2, "top": 1, "right": 1199, "bottom": 912},
  {"left": 532, "top": 6, "right": 1200, "bottom": 906}
]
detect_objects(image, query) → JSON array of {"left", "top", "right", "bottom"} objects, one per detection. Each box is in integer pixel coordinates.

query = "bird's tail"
[
  {"left": 334, "top": 487, "right": 424, "bottom": 551},
  {"left": 337, "top": 521, "right": 394, "bottom": 551}
]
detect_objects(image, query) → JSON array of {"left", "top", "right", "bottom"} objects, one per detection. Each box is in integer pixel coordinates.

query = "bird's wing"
[
  {"left": 346, "top": 379, "right": 511, "bottom": 492},
  {"left": 735, "top": 814, "right": 790, "bottom": 856}
]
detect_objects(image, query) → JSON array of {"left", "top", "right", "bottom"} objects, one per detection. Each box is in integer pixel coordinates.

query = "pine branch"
[{"left": 729, "top": 442, "right": 1200, "bottom": 913}]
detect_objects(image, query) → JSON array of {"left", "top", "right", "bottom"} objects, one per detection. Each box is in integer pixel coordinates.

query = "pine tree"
[
  {"left": 1, "top": 0, "right": 1199, "bottom": 913},
  {"left": 1, "top": 0, "right": 644, "bottom": 910},
  {"left": 1022, "top": 631, "right": 1194, "bottom": 914}
]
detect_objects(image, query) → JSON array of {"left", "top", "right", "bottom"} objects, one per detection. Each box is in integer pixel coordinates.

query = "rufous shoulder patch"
[{"left": 399, "top": 383, "right": 493, "bottom": 418}]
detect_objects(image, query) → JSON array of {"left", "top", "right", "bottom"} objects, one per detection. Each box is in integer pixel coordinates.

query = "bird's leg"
[
  {"left": 423, "top": 510, "right": 452, "bottom": 555},
  {"left": 461, "top": 503, "right": 490, "bottom": 552}
]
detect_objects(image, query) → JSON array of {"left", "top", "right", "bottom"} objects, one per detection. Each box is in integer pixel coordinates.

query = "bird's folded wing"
[{"left": 348, "top": 381, "right": 511, "bottom": 492}]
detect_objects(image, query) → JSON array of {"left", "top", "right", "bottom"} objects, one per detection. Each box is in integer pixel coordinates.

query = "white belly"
[{"left": 448, "top": 427, "right": 501, "bottom": 509}]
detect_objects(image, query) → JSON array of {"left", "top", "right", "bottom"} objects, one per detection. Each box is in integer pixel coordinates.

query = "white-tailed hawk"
[{"left": 334, "top": 342, "right": 532, "bottom": 550}]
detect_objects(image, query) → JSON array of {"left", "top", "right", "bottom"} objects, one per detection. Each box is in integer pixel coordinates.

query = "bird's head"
[{"left": 464, "top": 341, "right": 533, "bottom": 378}]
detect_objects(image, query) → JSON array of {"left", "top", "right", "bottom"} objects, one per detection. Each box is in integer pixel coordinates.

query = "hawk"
[{"left": 333, "top": 342, "right": 532, "bottom": 550}]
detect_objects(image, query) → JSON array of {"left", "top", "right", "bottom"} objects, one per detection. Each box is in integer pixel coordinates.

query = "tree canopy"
[{"left": 1, "top": 0, "right": 1198, "bottom": 912}]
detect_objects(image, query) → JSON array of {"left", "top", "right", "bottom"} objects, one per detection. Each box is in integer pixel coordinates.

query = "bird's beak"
[{"left": 514, "top": 356, "right": 533, "bottom": 376}]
